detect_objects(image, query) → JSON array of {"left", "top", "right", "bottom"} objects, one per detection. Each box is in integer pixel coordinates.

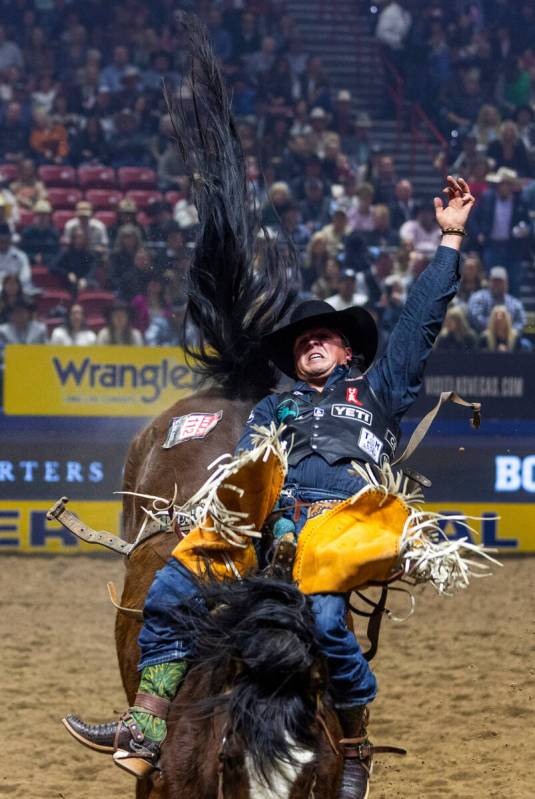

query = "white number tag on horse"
[
  {"left": 358, "top": 427, "right": 383, "bottom": 463},
  {"left": 162, "top": 411, "right": 223, "bottom": 448}
]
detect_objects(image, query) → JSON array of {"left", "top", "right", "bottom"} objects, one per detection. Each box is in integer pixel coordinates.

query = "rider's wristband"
[{"left": 441, "top": 227, "right": 466, "bottom": 237}]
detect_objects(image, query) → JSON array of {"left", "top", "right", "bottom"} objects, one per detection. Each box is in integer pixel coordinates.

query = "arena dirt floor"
[{"left": 2, "top": 554, "right": 534, "bottom": 799}]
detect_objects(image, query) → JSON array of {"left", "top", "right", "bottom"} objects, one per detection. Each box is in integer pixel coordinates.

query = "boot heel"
[{"left": 113, "top": 750, "right": 156, "bottom": 779}]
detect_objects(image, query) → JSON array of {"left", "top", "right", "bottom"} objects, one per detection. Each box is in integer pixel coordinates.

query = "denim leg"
[
  {"left": 310, "top": 592, "right": 377, "bottom": 707},
  {"left": 138, "top": 559, "right": 203, "bottom": 670}
]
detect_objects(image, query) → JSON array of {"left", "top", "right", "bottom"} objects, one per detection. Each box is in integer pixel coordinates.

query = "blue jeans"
[{"left": 138, "top": 485, "right": 377, "bottom": 707}]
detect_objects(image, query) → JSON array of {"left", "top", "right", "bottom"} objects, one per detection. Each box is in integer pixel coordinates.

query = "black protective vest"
[{"left": 275, "top": 374, "right": 399, "bottom": 468}]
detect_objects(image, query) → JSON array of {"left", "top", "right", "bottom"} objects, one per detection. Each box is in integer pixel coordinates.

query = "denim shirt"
[{"left": 236, "top": 245, "right": 460, "bottom": 498}]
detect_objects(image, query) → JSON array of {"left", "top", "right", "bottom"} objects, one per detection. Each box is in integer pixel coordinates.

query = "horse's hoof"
[{"left": 113, "top": 750, "right": 157, "bottom": 779}]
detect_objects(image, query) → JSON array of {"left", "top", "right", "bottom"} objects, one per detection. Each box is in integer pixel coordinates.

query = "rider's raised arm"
[{"left": 367, "top": 176, "right": 476, "bottom": 422}]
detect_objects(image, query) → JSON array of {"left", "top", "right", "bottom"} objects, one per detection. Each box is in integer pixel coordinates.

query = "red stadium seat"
[
  {"left": 37, "top": 290, "right": 71, "bottom": 317},
  {"left": 125, "top": 190, "right": 162, "bottom": 210},
  {"left": 31, "top": 266, "right": 65, "bottom": 291},
  {"left": 52, "top": 210, "right": 74, "bottom": 231},
  {"left": 17, "top": 209, "right": 34, "bottom": 229},
  {"left": 38, "top": 165, "right": 77, "bottom": 187},
  {"left": 93, "top": 210, "right": 117, "bottom": 227},
  {"left": 0, "top": 163, "right": 18, "bottom": 182},
  {"left": 77, "top": 290, "right": 116, "bottom": 318},
  {"left": 85, "top": 189, "right": 123, "bottom": 210},
  {"left": 164, "top": 191, "right": 185, "bottom": 207},
  {"left": 118, "top": 167, "right": 157, "bottom": 190},
  {"left": 47, "top": 188, "right": 83, "bottom": 210},
  {"left": 78, "top": 166, "right": 117, "bottom": 189}
]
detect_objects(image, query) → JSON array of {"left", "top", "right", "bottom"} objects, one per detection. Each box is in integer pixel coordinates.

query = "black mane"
[
  {"left": 175, "top": 576, "right": 325, "bottom": 784},
  {"left": 166, "top": 14, "right": 298, "bottom": 398}
]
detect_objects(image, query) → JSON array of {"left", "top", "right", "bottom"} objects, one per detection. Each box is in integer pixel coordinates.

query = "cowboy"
[{"left": 64, "top": 177, "right": 475, "bottom": 798}]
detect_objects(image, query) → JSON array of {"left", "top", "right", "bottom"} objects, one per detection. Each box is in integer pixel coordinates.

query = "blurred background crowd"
[{"left": 0, "top": 0, "right": 534, "bottom": 356}]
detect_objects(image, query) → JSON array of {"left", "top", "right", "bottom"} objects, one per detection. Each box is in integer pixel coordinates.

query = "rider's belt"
[{"left": 307, "top": 499, "right": 339, "bottom": 519}]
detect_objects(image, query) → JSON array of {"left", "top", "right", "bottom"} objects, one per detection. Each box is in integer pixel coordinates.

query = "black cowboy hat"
[{"left": 263, "top": 299, "right": 378, "bottom": 379}]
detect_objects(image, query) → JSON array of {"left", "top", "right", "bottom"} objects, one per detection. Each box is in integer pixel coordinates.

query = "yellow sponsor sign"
[
  {"left": 1, "top": 500, "right": 533, "bottom": 554},
  {"left": 0, "top": 500, "right": 122, "bottom": 553},
  {"left": 4, "top": 345, "right": 198, "bottom": 416}
]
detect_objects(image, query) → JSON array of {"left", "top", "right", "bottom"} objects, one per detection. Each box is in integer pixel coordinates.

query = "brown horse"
[{"left": 113, "top": 16, "right": 299, "bottom": 798}]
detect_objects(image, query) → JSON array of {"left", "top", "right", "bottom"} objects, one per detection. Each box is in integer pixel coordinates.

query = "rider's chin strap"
[{"left": 393, "top": 391, "right": 481, "bottom": 466}]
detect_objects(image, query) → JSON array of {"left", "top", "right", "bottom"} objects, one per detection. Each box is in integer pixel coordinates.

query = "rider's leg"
[
  {"left": 63, "top": 558, "right": 201, "bottom": 777},
  {"left": 309, "top": 591, "right": 375, "bottom": 799}
]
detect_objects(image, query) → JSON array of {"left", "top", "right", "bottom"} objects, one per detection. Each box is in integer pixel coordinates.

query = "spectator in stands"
[
  {"left": 479, "top": 305, "right": 532, "bottom": 352},
  {"left": 49, "top": 302, "right": 96, "bottom": 346},
  {"left": 319, "top": 206, "right": 349, "bottom": 257},
  {"left": 0, "top": 273, "right": 24, "bottom": 323},
  {"left": 96, "top": 299, "right": 143, "bottom": 345},
  {"left": 173, "top": 181, "right": 198, "bottom": 230},
  {"left": 389, "top": 178, "right": 418, "bottom": 230},
  {"left": 375, "top": 0, "right": 412, "bottom": 73},
  {"left": 302, "top": 231, "right": 329, "bottom": 288},
  {"left": 0, "top": 298, "right": 47, "bottom": 346},
  {"left": 107, "top": 108, "right": 152, "bottom": 168},
  {"left": 365, "top": 205, "right": 400, "bottom": 248},
  {"left": 0, "top": 223, "right": 32, "bottom": 291},
  {"left": 515, "top": 105, "right": 535, "bottom": 160},
  {"left": 307, "top": 106, "right": 333, "bottom": 158},
  {"left": 311, "top": 256, "right": 341, "bottom": 301},
  {"left": 276, "top": 202, "right": 310, "bottom": 255},
  {"left": 20, "top": 199, "right": 60, "bottom": 263},
  {"left": 449, "top": 133, "right": 480, "bottom": 178},
  {"left": 0, "top": 177, "right": 19, "bottom": 236},
  {"left": 468, "top": 265, "right": 526, "bottom": 334},
  {"left": 403, "top": 249, "right": 432, "bottom": 291},
  {"left": 299, "top": 179, "right": 331, "bottom": 232},
  {"left": 29, "top": 109, "right": 69, "bottom": 164},
  {"left": 9, "top": 158, "right": 47, "bottom": 210},
  {"left": 370, "top": 154, "right": 397, "bottom": 205},
  {"left": 52, "top": 228, "right": 98, "bottom": 295},
  {"left": 331, "top": 90, "right": 354, "bottom": 137},
  {"left": 470, "top": 167, "right": 529, "bottom": 294},
  {"left": 326, "top": 267, "right": 369, "bottom": 311},
  {"left": 399, "top": 199, "right": 441, "bottom": 253},
  {"left": 291, "top": 154, "right": 325, "bottom": 201},
  {"left": 145, "top": 301, "right": 198, "bottom": 348},
  {"left": 144, "top": 199, "right": 173, "bottom": 247},
  {"left": 64, "top": 200, "right": 109, "bottom": 255},
  {"left": 0, "top": 101, "right": 29, "bottom": 162},
  {"left": 70, "top": 115, "right": 108, "bottom": 165},
  {"left": 376, "top": 274, "right": 405, "bottom": 339},
  {"left": 233, "top": 11, "right": 261, "bottom": 57},
  {"left": 109, "top": 198, "right": 143, "bottom": 245},
  {"left": 100, "top": 45, "right": 132, "bottom": 94},
  {"left": 261, "top": 181, "right": 292, "bottom": 227},
  {"left": 247, "top": 35, "right": 277, "bottom": 82},
  {"left": 0, "top": 25, "right": 24, "bottom": 71},
  {"left": 442, "top": 68, "right": 485, "bottom": 136},
  {"left": 495, "top": 57, "right": 531, "bottom": 116},
  {"left": 472, "top": 104, "right": 501, "bottom": 149},
  {"left": 155, "top": 222, "right": 186, "bottom": 277},
  {"left": 435, "top": 306, "right": 478, "bottom": 352},
  {"left": 454, "top": 252, "right": 486, "bottom": 310},
  {"left": 31, "top": 73, "right": 59, "bottom": 115},
  {"left": 109, "top": 224, "right": 145, "bottom": 300},
  {"left": 300, "top": 56, "right": 330, "bottom": 110},
  {"left": 465, "top": 155, "right": 491, "bottom": 203},
  {"left": 143, "top": 51, "right": 177, "bottom": 94},
  {"left": 346, "top": 182, "right": 375, "bottom": 232},
  {"left": 207, "top": 8, "right": 233, "bottom": 62},
  {"left": 348, "top": 112, "right": 373, "bottom": 168},
  {"left": 487, "top": 120, "right": 532, "bottom": 177},
  {"left": 131, "top": 275, "right": 170, "bottom": 334}
]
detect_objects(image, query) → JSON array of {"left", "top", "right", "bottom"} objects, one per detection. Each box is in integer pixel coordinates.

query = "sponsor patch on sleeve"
[
  {"left": 162, "top": 411, "right": 223, "bottom": 449},
  {"left": 358, "top": 428, "right": 383, "bottom": 463}
]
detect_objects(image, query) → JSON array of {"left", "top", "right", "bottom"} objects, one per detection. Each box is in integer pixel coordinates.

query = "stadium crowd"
[{"left": 0, "top": 0, "right": 533, "bottom": 355}]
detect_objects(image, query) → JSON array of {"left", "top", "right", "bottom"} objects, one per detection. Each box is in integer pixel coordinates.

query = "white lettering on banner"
[
  {"left": 0, "top": 460, "right": 104, "bottom": 484},
  {"left": 495, "top": 455, "right": 535, "bottom": 493},
  {"left": 425, "top": 375, "right": 524, "bottom": 398},
  {"left": 331, "top": 404, "right": 372, "bottom": 425}
]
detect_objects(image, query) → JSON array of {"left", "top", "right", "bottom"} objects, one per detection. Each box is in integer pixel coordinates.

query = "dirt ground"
[{"left": 2, "top": 554, "right": 534, "bottom": 799}]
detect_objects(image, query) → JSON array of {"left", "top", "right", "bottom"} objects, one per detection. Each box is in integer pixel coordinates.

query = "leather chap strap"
[{"left": 132, "top": 692, "right": 170, "bottom": 720}]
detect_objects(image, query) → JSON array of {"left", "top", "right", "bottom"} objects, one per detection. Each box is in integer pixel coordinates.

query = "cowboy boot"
[
  {"left": 63, "top": 661, "right": 186, "bottom": 779},
  {"left": 337, "top": 705, "right": 372, "bottom": 799}
]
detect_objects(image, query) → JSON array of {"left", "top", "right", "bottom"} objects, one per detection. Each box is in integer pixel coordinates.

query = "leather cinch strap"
[{"left": 393, "top": 391, "right": 481, "bottom": 466}]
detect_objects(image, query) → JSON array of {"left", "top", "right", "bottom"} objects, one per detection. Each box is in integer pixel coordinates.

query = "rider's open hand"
[{"left": 434, "top": 175, "right": 475, "bottom": 230}]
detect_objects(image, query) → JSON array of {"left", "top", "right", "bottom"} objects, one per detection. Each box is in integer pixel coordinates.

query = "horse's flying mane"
[
  {"left": 165, "top": 13, "right": 298, "bottom": 398},
  {"left": 176, "top": 575, "right": 324, "bottom": 785}
]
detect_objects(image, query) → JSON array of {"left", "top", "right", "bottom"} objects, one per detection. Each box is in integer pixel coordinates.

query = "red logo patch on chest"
[
  {"left": 162, "top": 411, "right": 223, "bottom": 449},
  {"left": 346, "top": 387, "right": 363, "bottom": 406}
]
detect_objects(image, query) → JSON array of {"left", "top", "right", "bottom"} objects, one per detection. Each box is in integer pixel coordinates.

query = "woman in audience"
[
  {"left": 455, "top": 251, "right": 486, "bottom": 309},
  {"left": 479, "top": 305, "right": 532, "bottom": 352},
  {"left": 108, "top": 224, "right": 144, "bottom": 300},
  {"left": 487, "top": 120, "right": 532, "bottom": 176},
  {"left": 52, "top": 228, "right": 97, "bottom": 294},
  {"left": 0, "top": 274, "right": 25, "bottom": 323},
  {"left": 96, "top": 299, "right": 143, "bottom": 345},
  {"left": 131, "top": 275, "right": 171, "bottom": 334},
  {"left": 50, "top": 303, "right": 96, "bottom": 345},
  {"left": 9, "top": 159, "right": 47, "bottom": 210},
  {"left": 435, "top": 306, "right": 478, "bottom": 352}
]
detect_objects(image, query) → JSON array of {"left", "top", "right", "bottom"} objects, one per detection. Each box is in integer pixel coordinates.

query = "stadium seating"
[
  {"left": 118, "top": 167, "right": 157, "bottom": 190},
  {"left": 38, "top": 166, "right": 77, "bottom": 187},
  {"left": 85, "top": 189, "right": 123, "bottom": 210},
  {"left": 93, "top": 210, "right": 117, "bottom": 227},
  {"left": 37, "top": 289, "right": 72, "bottom": 316},
  {"left": 77, "top": 290, "right": 116, "bottom": 319},
  {"left": 47, "top": 188, "right": 83, "bottom": 210},
  {"left": 31, "top": 266, "right": 66, "bottom": 291},
  {"left": 52, "top": 210, "right": 74, "bottom": 231},
  {"left": 125, "top": 190, "right": 162, "bottom": 210},
  {"left": 78, "top": 166, "right": 117, "bottom": 189},
  {"left": 0, "top": 164, "right": 18, "bottom": 181},
  {"left": 164, "top": 191, "right": 185, "bottom": 207}
]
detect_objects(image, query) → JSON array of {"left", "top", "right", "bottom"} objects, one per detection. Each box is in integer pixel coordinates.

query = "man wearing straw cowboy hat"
[
  {"left": 63, "top": 176, "right": 476, "bottom": 799},
  {"left": 472, "top": 166, "right": 530, "bottom": 295}
]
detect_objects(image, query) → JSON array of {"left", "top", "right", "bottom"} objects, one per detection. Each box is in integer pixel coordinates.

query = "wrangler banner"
[
  {"left": 0, "top": 499, "right": 532, "bottom": 554},
  {"left": 4, "top": 345, "right": 199, "bottom": 416}
]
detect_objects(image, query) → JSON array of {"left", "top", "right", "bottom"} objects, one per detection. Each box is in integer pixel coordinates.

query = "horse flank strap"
[{"left": 340, "top": 737, "right": 407, "bottom": 760}]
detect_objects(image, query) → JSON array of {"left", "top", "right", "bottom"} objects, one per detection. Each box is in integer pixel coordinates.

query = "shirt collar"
[{"left": 292, "top": 364, "right": 350, "bottom": 393}]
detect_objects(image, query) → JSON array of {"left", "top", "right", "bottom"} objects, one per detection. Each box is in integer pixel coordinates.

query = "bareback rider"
[{"left": 64, "top": 177, "right": 475, "bottom": 798}]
